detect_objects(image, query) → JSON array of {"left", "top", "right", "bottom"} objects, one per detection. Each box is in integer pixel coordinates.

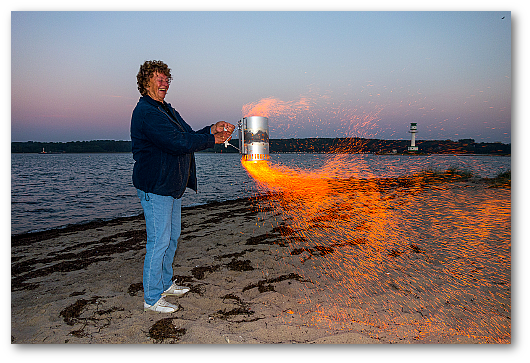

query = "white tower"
[{"left": 408, "top": 123, "right": 418, "bottom": 151}]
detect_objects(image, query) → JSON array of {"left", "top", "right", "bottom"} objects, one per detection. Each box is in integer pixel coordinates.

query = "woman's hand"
[
  {"left": 214, "top": 131, "right": 233, "bottom": 144},
  {"left": 212, "top": 121, "right": 235, "bottom": 144},
  {"left": 211, "top": 121, "right": 235, "bottom": 135}
]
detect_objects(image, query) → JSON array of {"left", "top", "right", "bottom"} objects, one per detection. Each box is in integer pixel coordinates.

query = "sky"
[{"left": 10, "top": 8, "right": 513, "bottom": 143}]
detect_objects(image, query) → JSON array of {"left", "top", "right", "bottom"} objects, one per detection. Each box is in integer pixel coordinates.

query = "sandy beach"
[{"left": 11, "top": 178, "right": 510, "bottom": 344}]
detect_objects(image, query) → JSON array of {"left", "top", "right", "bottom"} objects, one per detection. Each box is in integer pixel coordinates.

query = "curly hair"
[{"left": 136, "top": 60, "right": 173, "bottom": 96}]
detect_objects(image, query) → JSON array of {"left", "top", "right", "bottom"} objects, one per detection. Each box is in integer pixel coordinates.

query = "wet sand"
[{"left": 11, "top": 180, "right": 511, "bottom": 344}]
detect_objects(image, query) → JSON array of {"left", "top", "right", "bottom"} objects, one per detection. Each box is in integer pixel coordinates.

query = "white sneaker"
[
  {"left": 144, "top": 296, "right": 179, "bottom": 313},
  {"left": 162, "top": 282, "right": 190, "bottom": 297}
]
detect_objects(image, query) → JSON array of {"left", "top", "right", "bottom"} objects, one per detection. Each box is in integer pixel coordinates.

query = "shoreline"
[
  {"left": 11, "top": 169, "right": 509, "bottom": 240},
  {"left": 11, "top": 196, "right": 262, "bottom": 241}
]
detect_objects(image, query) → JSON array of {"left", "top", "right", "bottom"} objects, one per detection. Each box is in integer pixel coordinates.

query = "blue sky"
[{"left": 10, "top": 9, "right": 513, "bottom": 142}]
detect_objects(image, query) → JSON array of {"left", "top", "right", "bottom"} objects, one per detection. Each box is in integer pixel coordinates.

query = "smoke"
[{"left": 241, "top": 93, "right": 384, "bottom": 140}]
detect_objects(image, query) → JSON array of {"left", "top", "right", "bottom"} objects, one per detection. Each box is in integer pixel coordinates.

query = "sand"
[{"left": 11, "top": 180, "right": 511, "bottom": 344}]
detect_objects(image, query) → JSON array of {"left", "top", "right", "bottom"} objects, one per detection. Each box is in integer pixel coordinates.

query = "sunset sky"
[{"left": 11, "top": 9, "right": 513, "bottom": 143}]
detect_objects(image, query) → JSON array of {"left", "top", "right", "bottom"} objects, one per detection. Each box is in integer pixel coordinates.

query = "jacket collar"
[
  {"left": 142, "top": 95, "right": 185, "bottom": 131},
  {"left": 141, "top": 95, "right": 169, "bottom": 107}
]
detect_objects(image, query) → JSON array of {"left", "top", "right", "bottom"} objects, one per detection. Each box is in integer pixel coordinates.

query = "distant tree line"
[
  {"left": 12, "top": 138, "right": 510, "bottom": 155},
  {"left": 11, "top": 140, "right": 131, "bottom": 154},
  {"left": 207, "top": 137, "right": 510, "bottom": 155}
]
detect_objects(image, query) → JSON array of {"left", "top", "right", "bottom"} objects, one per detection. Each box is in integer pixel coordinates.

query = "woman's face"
[{"left": 146, "top": 72, "right": 169, "bottom": 102}]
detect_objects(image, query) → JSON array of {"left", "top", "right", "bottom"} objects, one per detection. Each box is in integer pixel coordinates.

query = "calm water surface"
[{"left": 11, "top": 153, "right": 510, "bottom": 235}]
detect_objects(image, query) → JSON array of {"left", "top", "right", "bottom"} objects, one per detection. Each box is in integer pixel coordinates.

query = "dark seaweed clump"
[
  {"left": 148, "top": 318, "right": 186, "bottom": 343},
  {"left": 60, "top": 297, "right": 99, "bottom": 325},
  {"left": 226, "top": 258, "right": 254, "bottom": 271},
  {"left": 210, "top": 293, "right": 258, "bottom": 321},
  {"left": 242, "top": 273, "right": 308, "bottom": 293},
  {"left": 191, "top": 265, "right": 221, "bottom": 280},
  {"left": 127, "top": 282, "right": 143, "bottom": 296}
]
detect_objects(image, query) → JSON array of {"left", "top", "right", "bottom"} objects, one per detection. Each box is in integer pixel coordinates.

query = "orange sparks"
[
  {"left": 242, "top": 96, "right": 313, "bottom": 119},
  {"left": 241, "top": 95, "right": 383, "bottom": 139},
  {"left": 238, "top": 96, "right": 510, "bottom": 343},
  {"left": 243, "top": 157, "right": 510, "bottom": 343}
]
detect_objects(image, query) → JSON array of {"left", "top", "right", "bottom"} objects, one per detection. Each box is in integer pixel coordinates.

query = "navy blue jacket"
[{"left": 131, "top": 95, "right": 215, "bottom": 198}]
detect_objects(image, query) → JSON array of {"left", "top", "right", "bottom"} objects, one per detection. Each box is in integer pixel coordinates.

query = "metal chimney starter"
[{"left": 238, "top": 116, "right": 269, "bottom": 161}]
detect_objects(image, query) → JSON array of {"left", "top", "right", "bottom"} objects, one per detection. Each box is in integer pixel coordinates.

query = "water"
[
  {"left": 268, "top": 153, "right": 511, "bottom": 179},
  {"left": 11, "top": 153, "right": 510, "bottom": 235}
]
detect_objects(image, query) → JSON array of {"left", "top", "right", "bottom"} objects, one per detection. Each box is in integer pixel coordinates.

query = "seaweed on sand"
[
  {"left": 225, "top": 258, "right": 254, "bottom": 271},
  {"left": 210, "top": 293, "right": 259, "bottom": 321},
  {"left": 148, "top": 318, "right": 186, "bottom": 343},
  {"left": 60, "top": 297, "right": 99, "bottom": 325},
  {"left": 191, "top": 265, "right": 221, "bottom": 280},
  {"left": 242, "top": 273, "right": 310, "bottom": 293},
  {"left": 127, "top": 282, "right": 144, "bottom": 296}
]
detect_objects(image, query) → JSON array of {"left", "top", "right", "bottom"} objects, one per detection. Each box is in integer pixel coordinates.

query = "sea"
[{"left": 11, "top": 153, "right": 510, "bottom": 235}]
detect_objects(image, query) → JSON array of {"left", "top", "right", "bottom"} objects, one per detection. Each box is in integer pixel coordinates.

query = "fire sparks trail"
[
  {"left": 243, "top": 158, "right": 510, "bottom": 343},
  {"left": 239, "top": 96, "right": 510, "bottom": 343}
]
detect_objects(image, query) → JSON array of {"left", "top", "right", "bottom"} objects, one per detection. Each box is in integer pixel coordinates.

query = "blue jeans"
[{"left": 137, "top": 190, "right": 182, "bottom": 305}]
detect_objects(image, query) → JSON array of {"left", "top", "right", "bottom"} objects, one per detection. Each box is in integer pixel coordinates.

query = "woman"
[{"left": 131, "top": 60, "right": 234, "bottom": 313}]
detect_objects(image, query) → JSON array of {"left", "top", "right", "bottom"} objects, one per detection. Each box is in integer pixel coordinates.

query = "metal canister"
[{"left": 238, "top": 116, "right": 269, "bottom": 161}]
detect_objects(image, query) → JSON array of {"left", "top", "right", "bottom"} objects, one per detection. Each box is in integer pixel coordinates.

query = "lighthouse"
[{"left": 408, "top": 123, "right": 418, "bottom": 151}]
